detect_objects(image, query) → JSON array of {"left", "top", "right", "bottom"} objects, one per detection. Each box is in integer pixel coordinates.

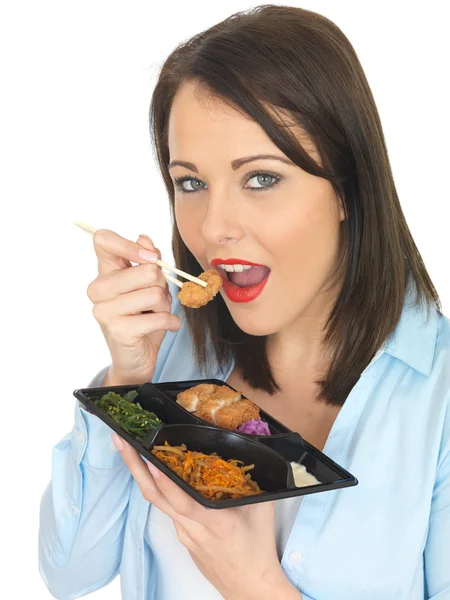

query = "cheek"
[
  {"left": 294, "top": 203, "right": 340, "bottom": 266},
  {"left": 263, "top": 188, "right": 341, "bottom": 271},
  {"left": 230, "top": 193, "right": 342, "bottom": 337},
  {"left": 262, "top": 187, "right": 342, "bottom": 309},
  {"left": 174, "top": 199, "right": 204, "bottom": 255}
]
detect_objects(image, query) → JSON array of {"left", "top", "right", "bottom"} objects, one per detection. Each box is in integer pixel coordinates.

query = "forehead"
[
  {"left": 167, "top": 79, "right": 319, "bottom": 166},
  {"left": 167, "top": 80, "right": 276, "bottom": 163}
]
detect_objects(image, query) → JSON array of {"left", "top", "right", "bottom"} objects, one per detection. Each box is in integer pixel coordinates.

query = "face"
[{"left": 167, "top": 80, "right": 344, "bottom": 337}]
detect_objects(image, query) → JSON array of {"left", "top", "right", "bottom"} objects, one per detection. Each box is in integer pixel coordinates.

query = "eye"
[
  {"left": 245, "top": 171, "right": 281, "bottom": 192},
  {"left": 172, "top": 170, "right": 282, "bottom": 195},
  {"left": 173, "top": 174, "right": 207, "bottom": 194}
]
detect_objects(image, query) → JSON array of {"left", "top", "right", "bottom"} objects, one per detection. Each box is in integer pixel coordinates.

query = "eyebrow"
[{"left": 167, "top": 154, "right": 294, "bottom": 172}]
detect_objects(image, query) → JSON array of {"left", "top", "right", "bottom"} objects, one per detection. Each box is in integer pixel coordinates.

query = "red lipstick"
[
  {"left": 210, "top": 258, "right": 263, "bottom": 266},
  {"left": 210, "top": 258, "right": 271, "bottom": 303}
]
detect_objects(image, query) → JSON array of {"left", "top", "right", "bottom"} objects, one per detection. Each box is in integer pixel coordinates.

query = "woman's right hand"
[{"left": 86, "top": 229, "right": 182, "bottom": 386}]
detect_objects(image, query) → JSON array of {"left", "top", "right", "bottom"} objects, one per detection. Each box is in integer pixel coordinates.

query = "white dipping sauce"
[{"left": 290, "top": 462, "right": 320, "bottom": 487}]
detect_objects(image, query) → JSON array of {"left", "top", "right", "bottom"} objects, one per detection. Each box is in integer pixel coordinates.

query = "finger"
[
  {"left": 117, "top": 437, "right": 202, "bottom": 530},
  {"left": 147, "top": 463, "right": 210, "bottom": 545},
  {"left": 93, "top": 229, "right": 158, "bottom": 276},
  {"left": 136, "top": 234, "right": 162, "bottom": 261},
  {"left": 136, "top": 237, "right": 166, "bottom": 303},
  {"left": 173, "top": 520, "right": 199, "bottom": 552},
  {"left": 117, "top": 437, "right": 209, "bottom": 547},
  {"left": 94, "top": 286, "right": 171, "bottom": 321},
  {"left": 136, "top": 236, "right": 172, "bottom": 304},
  {"left": 147, "top": 462, "right": 212, "bottom": 524},
  {"left": 87, "top": 262, "right": 168, "bottom": 304},
  {"left": 104, "top": 312, "right": 182, "bottom": 341},
  {"left": 114, "top": 435, "right": 177, "bottom": 516}
]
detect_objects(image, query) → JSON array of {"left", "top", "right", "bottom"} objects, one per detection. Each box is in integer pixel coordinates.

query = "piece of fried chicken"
[
  {"left": 177, "top": 269, "right": 223, "bottom": 308},
  {"left": 177, "top": 383, "right": 240, "bottom": 412},
  {"left": 213, "top": 399, "right": 260, "bottom": 430},
  {"left": 195, "top": 399, "right": 260, "bottom": 429},
  {"left": 176, "top": 383, "right": 260, "bottom": 430}
]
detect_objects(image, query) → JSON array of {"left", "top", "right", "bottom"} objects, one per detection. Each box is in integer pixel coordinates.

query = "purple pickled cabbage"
[{"left": 236, "top": 418, "right": 271, "bottom": 436}]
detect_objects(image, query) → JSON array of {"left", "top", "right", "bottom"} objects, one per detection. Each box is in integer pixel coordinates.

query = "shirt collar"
[{"left": 382, "top": 294, "right": 440, "bottom": 376}]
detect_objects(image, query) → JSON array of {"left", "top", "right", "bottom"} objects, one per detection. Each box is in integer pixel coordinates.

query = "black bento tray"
[{"left": 73, "top": 378, "right": 358, "bottom": 509}]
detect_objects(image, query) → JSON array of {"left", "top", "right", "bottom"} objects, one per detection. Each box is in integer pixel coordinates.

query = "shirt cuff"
[{"left": 72, "top": 365, "right": 124, "bottom": 468}]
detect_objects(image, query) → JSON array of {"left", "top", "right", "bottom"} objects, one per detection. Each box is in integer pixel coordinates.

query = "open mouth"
[
  {"left": 215, "top": 265, "right": 271, "bottom": 288},
  {"left": 210, "top": 258, "right": 271, "bottom": 303}
]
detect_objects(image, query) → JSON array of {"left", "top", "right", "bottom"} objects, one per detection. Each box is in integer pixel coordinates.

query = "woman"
[{"left": 39, "top": 5, "right": 450, "bottom": 600}]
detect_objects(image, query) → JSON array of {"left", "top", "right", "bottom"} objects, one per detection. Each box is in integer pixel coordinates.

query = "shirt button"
[
  {"left": 290, "top": 551, "right": 303, "bottom": 564},
  {"left": 70, "top": 505, "right": 79, "bottom": 516},
  {"left": 76, "top": 429, "right": 85, "bottom": 443}
]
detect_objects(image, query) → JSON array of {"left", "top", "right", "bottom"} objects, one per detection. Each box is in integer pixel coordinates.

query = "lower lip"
[{"left": 217, "top": 268, "right": 271, "bottom": 303}]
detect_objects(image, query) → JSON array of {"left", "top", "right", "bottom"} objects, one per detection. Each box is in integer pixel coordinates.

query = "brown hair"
[{"left": 149, "top": 4, "right": 440, "bottom": 406}]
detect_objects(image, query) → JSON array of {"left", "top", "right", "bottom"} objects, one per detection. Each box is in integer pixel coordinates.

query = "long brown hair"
[{"left": 149, "top": 4, "right": 440, "bottom": 406}]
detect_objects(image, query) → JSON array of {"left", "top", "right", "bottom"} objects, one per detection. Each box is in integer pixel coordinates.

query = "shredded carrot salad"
[{"left": 151, "top": 442, "right": 264, "bottom": 500}]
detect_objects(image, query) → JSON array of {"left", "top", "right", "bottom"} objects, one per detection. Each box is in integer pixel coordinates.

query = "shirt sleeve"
[
  {"left": 38, "top": 366, "right": 133, "bottom": 600},
  {"left": 39, "top": 282, "right": 182, "bottom": 598},
  {"left": 424, "top": 392, "right": 450, "bottom": 599}
]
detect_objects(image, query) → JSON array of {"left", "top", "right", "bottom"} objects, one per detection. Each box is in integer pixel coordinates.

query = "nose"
[{"left": 201, "top": 187, "right": 245, "bottom": 246}]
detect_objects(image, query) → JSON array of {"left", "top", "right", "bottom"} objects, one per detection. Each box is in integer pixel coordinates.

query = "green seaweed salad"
[{"left": 96, "top": 390, "right": 163, "bottom": 441}]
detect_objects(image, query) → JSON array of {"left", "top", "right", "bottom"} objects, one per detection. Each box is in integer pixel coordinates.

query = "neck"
[{"left": 266, "top": 284, "right": 340, "bottom": 379}]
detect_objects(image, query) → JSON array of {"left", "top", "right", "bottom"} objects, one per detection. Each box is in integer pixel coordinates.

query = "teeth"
[{"left": 218, "top": 264, "right": 253, "bottom": 272}]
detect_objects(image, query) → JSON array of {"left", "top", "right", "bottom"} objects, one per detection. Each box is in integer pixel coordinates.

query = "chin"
[{"left": 229, "top": 313, "right": 281, "bottom": 337}]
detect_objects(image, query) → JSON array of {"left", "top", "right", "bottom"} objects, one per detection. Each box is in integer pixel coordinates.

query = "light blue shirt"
[{"left": 39, "top": 282, "right": 450, "bottom": 600}]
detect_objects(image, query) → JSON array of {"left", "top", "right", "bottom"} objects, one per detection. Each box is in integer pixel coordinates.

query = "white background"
[{"left": 1, "top": 1, "right": 448, "bottom": 598}]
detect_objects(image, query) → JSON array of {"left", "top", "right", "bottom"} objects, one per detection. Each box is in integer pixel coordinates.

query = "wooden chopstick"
[
  {"left": 162, "top": 272, "right": 184, "bottom": 289},
  {"left": 74, "top": 221, "right": 207, "bottom": 288}
]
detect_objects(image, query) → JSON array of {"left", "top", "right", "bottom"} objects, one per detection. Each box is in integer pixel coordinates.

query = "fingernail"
[
  {"left": 138, "top": 249, "right": 158, "bottom": 263},
  {"left": 147, "top": 462, "right": 160, "bottom": 478},
  {"left": 112, "top": 433, "right": 125, "bottom": 451}
]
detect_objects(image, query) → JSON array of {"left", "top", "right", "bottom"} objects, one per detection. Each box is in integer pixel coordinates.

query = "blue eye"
[
  {"left": 173, "top": 175, "right": 206, "bottom": 194},
  {"left": 172, "top": 170, "right": 282, "bottom": 194},
  {"left": 245, "top": 172, "right": 280, "bottom": 191}
]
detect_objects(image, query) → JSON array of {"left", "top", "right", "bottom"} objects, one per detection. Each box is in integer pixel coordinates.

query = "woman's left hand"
[{"left": 113, "top": 434, "right": 299, "bottom": 600}]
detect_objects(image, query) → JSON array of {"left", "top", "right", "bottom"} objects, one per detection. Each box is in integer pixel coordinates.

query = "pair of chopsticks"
[{"left": 74, "top": 221, "right": 207, "bottom": 288}]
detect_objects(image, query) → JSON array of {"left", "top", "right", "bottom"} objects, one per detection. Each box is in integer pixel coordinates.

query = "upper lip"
[{"left": 210, "top": 258, "right": 267, "bottom": 267}]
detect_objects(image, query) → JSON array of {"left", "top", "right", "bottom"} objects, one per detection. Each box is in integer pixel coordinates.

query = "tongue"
[{"left": 228, "top": 266, "right": 270, "bottom": 288}]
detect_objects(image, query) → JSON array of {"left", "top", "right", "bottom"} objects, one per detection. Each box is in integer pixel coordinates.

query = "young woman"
[{"left": 39, "top": 5, "right": 450, "bottom": 600}]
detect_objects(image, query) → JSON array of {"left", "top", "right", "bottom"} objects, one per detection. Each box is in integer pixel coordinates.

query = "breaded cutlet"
[
  {"left": 177, "top": 383, "right": 240, "bottom": 412},
  {"left": 214, "top": 399, "right": 260, "bottom": 430},
  {"left": 176, "top": 383, "right": 216, "bottom": 411},
  {"left": 198, "top": 385, "right": 240, "bottom": 404},
  {"left": 193, "top": 399, "right": 225, "bottom": 424}
]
